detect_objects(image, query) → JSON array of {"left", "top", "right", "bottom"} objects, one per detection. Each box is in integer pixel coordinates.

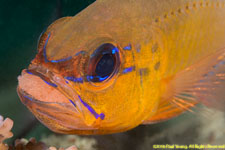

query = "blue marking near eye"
[
  {"left": 69, "top": 99, "right": 76, "bottom": 107},
  {"left": 122, "top": 66, "right": 135, "bottom": 74},
  {"left": 43, "top": 33, "right": 73, "bottom": 63},
  {"left": 98, "top": 76, "right": 109, "bottom": 81},
  {"left": 65, "top": 77, "right": 83, "bottom": 83},
  {"left": 78, "top": 95, "right": 105, "bottom": 120},
  {"left": 75, "top": 51, "right": 86, "bottom": 56},
  {"left": 86, "top": 75, "right": 109, "bottom": 82},
  {"left": 123, "top": 44, "right": 132, "bottom": 50},
  {"left": 50, "top": 56, "right": 73, "bottom": 63},
  {"left": 112, "top": 47, "right": 119, "bottom": 54},
  {"left": 43, "top": 80, "right": 58, "bottom": 87},
  {"left": 86, "top": 75, "right": 94, "bottom": 81},
  {"left": 135, "top": 44, "right": 141, "bottom": 53}
]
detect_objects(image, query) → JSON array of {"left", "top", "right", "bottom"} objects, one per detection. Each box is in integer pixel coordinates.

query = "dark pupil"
[{"left": 95, "top": 54, "right": 114, "bottom": 78}]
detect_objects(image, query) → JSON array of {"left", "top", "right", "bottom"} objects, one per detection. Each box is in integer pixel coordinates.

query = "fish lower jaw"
[{"left": 17, "top": 69, "right": 103, "bottom": 128}]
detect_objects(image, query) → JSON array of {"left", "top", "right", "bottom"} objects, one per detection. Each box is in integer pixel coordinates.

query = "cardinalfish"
[{"left": 17, "top": 0, "right": 225, "bottom": 134}]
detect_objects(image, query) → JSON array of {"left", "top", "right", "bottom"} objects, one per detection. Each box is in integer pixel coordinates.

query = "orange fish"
[{"left": 17, "top": 0, "right": 225, "bottom": 134}]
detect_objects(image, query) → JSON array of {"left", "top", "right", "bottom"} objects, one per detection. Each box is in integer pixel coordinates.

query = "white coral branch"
[{"left": 0, "top": 115, "right": 13, "bottom": 143}]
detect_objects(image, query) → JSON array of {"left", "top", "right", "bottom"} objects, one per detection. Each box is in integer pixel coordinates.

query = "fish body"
[{"left": 17, "top": 0, "right": 225, "bottom": 134}]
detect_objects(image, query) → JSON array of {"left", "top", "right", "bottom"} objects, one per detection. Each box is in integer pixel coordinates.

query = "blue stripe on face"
[
  {"left": 26, "top": 69, "right": 58, "bottom": 88},
  {"left": 75, "top": 51, "right": 86, "bottom": 56},
  {"left": 43, "top": 80, "right": 58, "bottom": 87},
  {"left": 78, "top": 95, "right": 105, "bottom": 120},
  {"left": 43, "top": 33, "right": 51, "bottom": 63},
  {"left": 65, "top": 77, "right": 83, "bottom": 83},
  {"left": 123, "top": 44, "right": 132, "bottom": 50},
  {"left": 122, "top": 66, "right": 135, "bottom": 74},
  {"left": 43, "top": 33, "right": 73, "bottom": 63},
  {"left": 69, "top": 99, "right": 76, "bottom": 107},
  {"left": 49, "top": 56, "right": 73, "bottom": 63}
]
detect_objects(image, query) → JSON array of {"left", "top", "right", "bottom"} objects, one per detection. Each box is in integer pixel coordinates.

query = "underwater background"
[{"left": 0, "top": 0, "right": 225, "bottom": 150}]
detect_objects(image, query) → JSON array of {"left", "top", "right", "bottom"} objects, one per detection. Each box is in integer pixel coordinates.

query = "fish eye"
[{"left": 87, "top": 43, "right": 120, "bottom": 82}]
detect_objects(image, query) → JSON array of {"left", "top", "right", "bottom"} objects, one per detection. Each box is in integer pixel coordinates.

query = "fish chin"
[{"left": 17, "top": 68, "right": 100, "bottom": 134}]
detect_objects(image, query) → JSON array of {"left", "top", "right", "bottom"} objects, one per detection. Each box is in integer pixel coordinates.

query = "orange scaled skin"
[{"left": 17, "top": 0, "right": 225, "bottom": 134}]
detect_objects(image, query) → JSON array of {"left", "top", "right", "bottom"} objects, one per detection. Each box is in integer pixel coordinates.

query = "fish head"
[{"left": 17, "top": 3, "right": 159, "bottom": 134}]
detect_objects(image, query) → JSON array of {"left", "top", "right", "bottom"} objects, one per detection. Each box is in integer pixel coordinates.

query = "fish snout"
[{"left": 17, "top": 68, "right": 101, "bottom": 134}]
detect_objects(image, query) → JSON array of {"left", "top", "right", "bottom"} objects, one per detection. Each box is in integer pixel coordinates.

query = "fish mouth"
[
  {"left": 18, "top": 64, "right": 74, "bottom": 104},
  {"left": 17, "top": 64, "right": 98, "bottom": 133}
]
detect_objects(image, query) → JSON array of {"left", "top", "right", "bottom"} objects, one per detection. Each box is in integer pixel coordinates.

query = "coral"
[
  {"left": 41, "top": 134, "right": 96, "bottom": 150},
  {"left": 0, "top": 143, "right": 9, "bottom": 150},
  {"left": 0, "top": 115, "right": 13, "bottom": 143},
  {"left": 0, "top": 115, "right": 79, "bottom": 150},
  {"left": 0, "top": 115, "right": 13, "bottom": 150},
  {"left": 11, "top": 138, "right": 77, "bottom": 150},
  {"left": 13, "top": 138, "right": 48, "bottom": 150}
]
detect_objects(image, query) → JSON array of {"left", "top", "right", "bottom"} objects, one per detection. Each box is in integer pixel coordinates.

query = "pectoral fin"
[
  {"left": 143, "top": 48, "right": 225, "bottom": 124},
  {"left": 142, "top": 98, "right": 197, "bottom": 124}
]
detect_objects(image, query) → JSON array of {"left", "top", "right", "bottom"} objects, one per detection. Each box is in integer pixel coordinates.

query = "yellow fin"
[
  {"left": 170, "top": 48, "right": 225, "bottom": 111},
  {"left": 143, "top": 48, "right": 225, "bottom": 124},
  {"left": 142, "top": 96, "right": 197, "bottom": 124}
]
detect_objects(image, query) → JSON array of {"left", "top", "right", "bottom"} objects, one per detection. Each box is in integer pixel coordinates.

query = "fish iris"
[
  {"left": 95, "top": 54, "right": 114, "bottom": 78},
  {"left": 87, "top": 43, "right": 119, "bottom": 82}
]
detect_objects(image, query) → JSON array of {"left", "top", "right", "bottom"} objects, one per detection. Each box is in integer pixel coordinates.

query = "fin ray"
[
  {"left": 172, "top": 48, "right": 225, "bottom": 110},
  {"left": 143, "top": 48, "right": 225, "bottom": 124}
]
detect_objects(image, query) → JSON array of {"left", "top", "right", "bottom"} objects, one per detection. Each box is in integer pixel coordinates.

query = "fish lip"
[
  {"left": 18, "top": 64, "right": 85, "bottom": 118},
  {"left": 18, "top": 64, "right": 104, "bottom": 128},
  {"left": 18, "top": 64, "right": 72, "bottom": 105},
  {"left": 27, "top": 64, "right": 55, "bottom": 83},
  {"left": 17, "top": 86, "right": 65, "bottom": 106}
]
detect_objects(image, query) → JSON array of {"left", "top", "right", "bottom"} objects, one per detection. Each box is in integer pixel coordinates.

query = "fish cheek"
[
  {"left": 75, "top": 43, "right": 148, "bottom": 132},
  {"left": 77, "top": 69, "right": 144, "bottom": 132}
]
